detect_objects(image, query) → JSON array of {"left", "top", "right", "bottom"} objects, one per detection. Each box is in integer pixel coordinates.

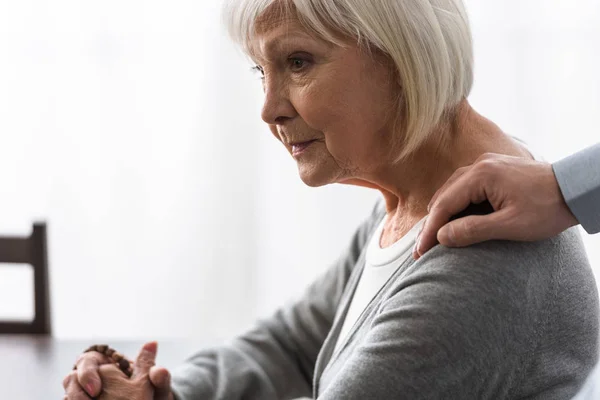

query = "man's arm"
[{"left": 553, "top": 143, "right": 600, "bottom": 234}]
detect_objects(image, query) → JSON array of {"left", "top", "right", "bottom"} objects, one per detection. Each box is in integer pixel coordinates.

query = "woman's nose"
[{"left": 261, "top": 78, "right": 296, "bottom": 125}]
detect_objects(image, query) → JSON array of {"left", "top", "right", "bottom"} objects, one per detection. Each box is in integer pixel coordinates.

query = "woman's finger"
[
  {"left": 75, "top": 351, "right": 110, "bottom": 397},
  {"left": 62, "top": 372, "right": 72, "bottom": 390},
  {"left": 132, "top": 342, "right": 158, "bottom": 378},
  {"left": 98, "top": 364, "right": 134, "bottom": 399},
  {"left": 64, "top": 371, "right": 92, "bottom": 400},
  {"left": 150, "top": 366, "right": 174, "bottom": 400}
]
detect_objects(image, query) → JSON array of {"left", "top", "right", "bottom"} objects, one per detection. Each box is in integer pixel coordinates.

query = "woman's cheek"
[
  {"left": 293, "top": 80, "right": 334, "bottom": 118},
  {"left": 295, "top": 91, "right": 343, "bottom": 135}
]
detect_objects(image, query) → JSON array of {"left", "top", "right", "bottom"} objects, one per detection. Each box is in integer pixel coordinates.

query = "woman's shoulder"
[
  {"left": 430, "top": 226, "right": 585, "bottom": 264},
  {"left": 407, "top": 227, "right": 595, "bottom": 307},
  {"left": 417, "top": 227, "right": 589, "bottom": 278},
  {"left": 377, "top": 227, "right": 597, "bottom": 352},
  {"left": 373, "top": 227, "right": 598, "bottom": 400}
]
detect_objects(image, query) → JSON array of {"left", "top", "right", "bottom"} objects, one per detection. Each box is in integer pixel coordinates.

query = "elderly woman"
[{"left": 64, "top": 0, "right": 599, "bottom": 399}]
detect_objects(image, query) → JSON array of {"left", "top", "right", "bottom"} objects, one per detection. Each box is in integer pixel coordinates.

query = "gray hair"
[{"left": 224, "top": 0, "right": 474, "bottom": 159}]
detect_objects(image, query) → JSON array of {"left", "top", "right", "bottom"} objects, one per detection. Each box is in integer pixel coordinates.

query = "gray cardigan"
[{"left": 171, "top": 201, "right": 599, "bottom": 400}]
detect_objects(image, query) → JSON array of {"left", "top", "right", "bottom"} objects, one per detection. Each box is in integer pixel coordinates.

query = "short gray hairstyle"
[{"left": 224, "top": 0, "right": 474, "bottom": 159}]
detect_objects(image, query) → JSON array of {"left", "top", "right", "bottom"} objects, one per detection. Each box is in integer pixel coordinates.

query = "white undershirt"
[{"left": 333, "top": 216, "right": 425, "bottom": 352}]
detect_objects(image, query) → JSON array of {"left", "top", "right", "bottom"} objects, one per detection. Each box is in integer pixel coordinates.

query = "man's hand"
[
  {"left": 414, "top": 153, "right": 579, "bottom": 259},
  {"left": 63, "top": 342, "right": 173, "bottom": 400}
]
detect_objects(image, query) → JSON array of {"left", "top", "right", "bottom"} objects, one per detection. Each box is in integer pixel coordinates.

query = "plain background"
[{"left": 0, "top": 0, "right": 599, "bottom": 341}]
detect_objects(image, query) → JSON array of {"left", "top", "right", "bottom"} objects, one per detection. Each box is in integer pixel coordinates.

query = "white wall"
[
  {"left": 0, "top": 0, "right": 266, "bottom": 339},
  {"left": 0, "top": 0, "right": 598, "bottom": 340}
]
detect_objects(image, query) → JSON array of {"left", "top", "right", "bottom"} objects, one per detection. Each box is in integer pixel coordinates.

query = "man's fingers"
[
  {"left": 417, "top": 171, "right": 487, "bottom": 257},
  {"left": 150, "top": 366, "right": 173, "bottom": 400},
  {"left": 427, "top": 153, "right": 501, "bottom": 215},
  {"left": 75, "top": 351, "right": 110, "bottom": 397},
  {"left": 132, "top": 342, "right": 158, "bottom": 378},
  {"left": 437, "top": 210, "right": 512, "bottom": 247},
  {"left": 63, "top": 371, "right": 92, "bottom": 400},
  {"left": 427, "top": 166, "right": 469, "bottom": 212}
]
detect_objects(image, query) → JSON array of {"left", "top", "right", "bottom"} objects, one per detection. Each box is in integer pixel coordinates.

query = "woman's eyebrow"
[{"left": 254, "top": 31, "right": 321, "bottom": 60}]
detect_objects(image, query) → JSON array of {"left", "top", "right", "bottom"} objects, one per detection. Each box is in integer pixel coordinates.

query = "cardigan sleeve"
[{"left": 169, "top": 201, "right": 383, "bottom": 400}]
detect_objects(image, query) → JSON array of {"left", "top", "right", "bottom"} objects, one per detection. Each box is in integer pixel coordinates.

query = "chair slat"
[
  {"left": 0, "top": 223, "right": 51, "bottom": 335},
  {"left": 0, "top": 238, "right": 31, "bottom": 264},
  {"left": 0, "top": 322, "right": 39, "bottom": 334}
]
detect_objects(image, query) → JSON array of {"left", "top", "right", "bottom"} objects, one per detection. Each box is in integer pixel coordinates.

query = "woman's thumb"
[{"left": 132, "top": 342, "right": 158, "bottom": 378}]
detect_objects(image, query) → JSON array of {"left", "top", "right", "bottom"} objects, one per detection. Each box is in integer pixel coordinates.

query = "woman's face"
[{"left": 252, "top": 19, "right": 400, "bottom": 187}]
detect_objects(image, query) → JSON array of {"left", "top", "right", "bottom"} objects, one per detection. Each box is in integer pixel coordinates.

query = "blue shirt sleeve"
[{"left": 552, "top": 143, "right": 600, "bottom": 234}]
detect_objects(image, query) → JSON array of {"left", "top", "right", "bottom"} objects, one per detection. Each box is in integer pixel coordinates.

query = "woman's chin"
[{"left": 297, "top": 164, "right": 336, "bottom": 187}]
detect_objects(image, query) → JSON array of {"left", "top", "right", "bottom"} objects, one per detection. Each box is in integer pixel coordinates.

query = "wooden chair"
[{"left": 0, "top": 223, "right": 51, "bottom": 334}]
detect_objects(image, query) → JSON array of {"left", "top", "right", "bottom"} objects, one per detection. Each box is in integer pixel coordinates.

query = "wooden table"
[{"left": 0, "top": 335, "right": 206, "bottom": 399}]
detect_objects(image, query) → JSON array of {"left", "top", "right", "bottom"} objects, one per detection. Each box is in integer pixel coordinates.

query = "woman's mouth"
[{"left": 291, "top": 140, "right": 317, "bottom": 157}]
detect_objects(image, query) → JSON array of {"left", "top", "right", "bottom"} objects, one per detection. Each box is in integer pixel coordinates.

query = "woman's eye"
[
  {"left": 251, "top": 65, "right": 265, "bottom": 79},
  {"left": 289, "top": 57, "right": 309, "bottom": 72}
]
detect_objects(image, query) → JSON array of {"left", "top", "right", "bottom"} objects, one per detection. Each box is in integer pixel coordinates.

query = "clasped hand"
[{"left": 63, "top": 342, "right": 173, "bottom": 400}]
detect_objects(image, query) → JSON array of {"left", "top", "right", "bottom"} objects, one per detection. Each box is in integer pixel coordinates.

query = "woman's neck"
[{"left": 370, "top": 100, "right": 532, "bottom": 238}]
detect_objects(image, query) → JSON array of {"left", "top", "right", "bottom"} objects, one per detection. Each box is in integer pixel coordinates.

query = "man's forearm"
[{"left": 552, "top": 143, "right": 600, "bottom": 234}]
